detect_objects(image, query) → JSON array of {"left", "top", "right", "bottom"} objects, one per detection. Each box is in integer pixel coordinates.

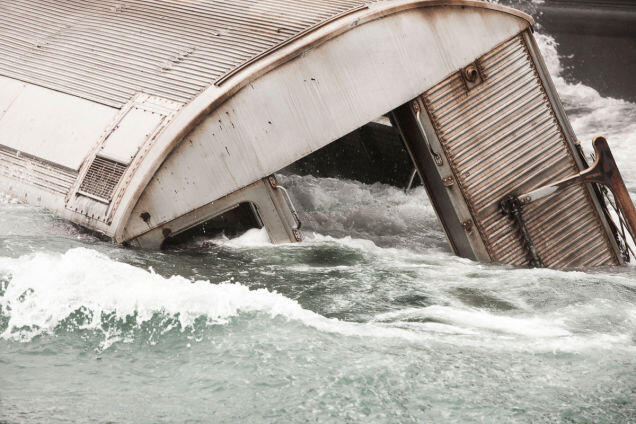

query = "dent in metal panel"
[{"left": 422, "top": 34, "right": 618, "bottom": 268}]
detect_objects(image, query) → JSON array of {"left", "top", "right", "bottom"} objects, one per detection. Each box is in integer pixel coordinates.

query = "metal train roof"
[{"left": 0, "top": 0, "right": 532, "bottom": 108}]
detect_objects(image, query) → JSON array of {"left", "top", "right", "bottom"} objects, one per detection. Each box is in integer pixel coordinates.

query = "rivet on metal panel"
[
  {"left": 462, "top": 220, "right": 473, "bottom": 232},
  {"left": 442, "top": 176, "right": 455, "bottom": 187}
]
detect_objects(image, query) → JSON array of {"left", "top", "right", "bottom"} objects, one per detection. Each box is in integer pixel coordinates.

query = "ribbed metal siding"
[
  {"left": 423, "top": 35, "right": 617, "bottom": 268},
  {"left": 0, "top": 145, "right": 77, "bottom": 195},
  {"left": 0, "top": 0, "right": 368, "bottom": 108}
]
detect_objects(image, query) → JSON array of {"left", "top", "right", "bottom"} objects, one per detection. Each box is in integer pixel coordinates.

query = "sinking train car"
[{"left": 0, "top": 0, "right": 634, "bottom": 268}]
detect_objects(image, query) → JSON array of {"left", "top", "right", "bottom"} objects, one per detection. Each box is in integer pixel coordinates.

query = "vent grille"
[
  {"left": 79, "top": 156, "right": 127, "bottom": 201},
  {"left": 423, "top": 35, "right": 617, "bottom": 268}
]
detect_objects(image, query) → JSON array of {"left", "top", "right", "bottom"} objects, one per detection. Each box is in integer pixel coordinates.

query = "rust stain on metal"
[
  {"left": 421, "top": 34, "right": 618, "bottom": 268},
  {"left": 462, "top": 220, "right": 473, "bottom": 232}
]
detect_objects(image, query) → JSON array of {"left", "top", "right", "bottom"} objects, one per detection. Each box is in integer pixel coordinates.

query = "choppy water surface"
[{"left": 1, "top": 21, "right": 635, "bottom": 424}]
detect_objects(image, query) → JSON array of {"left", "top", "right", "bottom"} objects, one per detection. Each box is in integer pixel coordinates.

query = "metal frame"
[
  {"left": 109, "top": 1, "right": 534, "bottom": 243},
  {"left": 391, "top": 101, "right": 491, "bottom": 261},
  {"left": 129, "top": 176, "right": 301, "bottom": 249}
]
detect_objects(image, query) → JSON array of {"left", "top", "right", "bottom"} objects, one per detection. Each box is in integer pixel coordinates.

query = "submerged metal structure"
[{"left": 0, "top": 0, "right": 634, "bottom": 268}]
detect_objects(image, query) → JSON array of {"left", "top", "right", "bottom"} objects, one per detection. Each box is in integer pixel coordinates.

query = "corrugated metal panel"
[
  {"left": 422, "top": 35, "right": 618, "bottom": 268},
  {"left": 0, "top": 144, "right": 77, "bottom": 195},
  {"left": 0, "top": 0, "right": 369, "bottom": 108}
]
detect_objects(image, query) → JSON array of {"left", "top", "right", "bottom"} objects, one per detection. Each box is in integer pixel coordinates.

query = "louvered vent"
[
  {"left": 422, "top": 35, "right": 617, "bottom": 268},
  {"left": 79, "top": 156, "right": 127, "bottom": 201}
]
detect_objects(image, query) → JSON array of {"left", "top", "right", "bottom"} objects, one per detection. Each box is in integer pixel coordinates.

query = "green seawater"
[{"left": 1, "top": 174, "right": 635, "bottom": 424}]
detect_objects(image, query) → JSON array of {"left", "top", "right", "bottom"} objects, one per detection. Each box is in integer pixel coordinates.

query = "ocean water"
[{"left": 1, "top": 12, "right": 635, "bottom": 424}]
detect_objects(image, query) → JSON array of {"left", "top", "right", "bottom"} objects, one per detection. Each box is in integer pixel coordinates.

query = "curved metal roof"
[{"left": 0, "top": 0, "right": 532, "bottom": 109}]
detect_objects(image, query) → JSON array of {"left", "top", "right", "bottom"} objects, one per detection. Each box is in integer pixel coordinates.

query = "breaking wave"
[
  {"left": 0, "top": 246, "right": 633, "bottom": 354},
  {"left": 0, "top": 9, "right": 634, "bottom": 360},
  {"left": 0, "top": 248, "right": 430, "bottom": 348}
]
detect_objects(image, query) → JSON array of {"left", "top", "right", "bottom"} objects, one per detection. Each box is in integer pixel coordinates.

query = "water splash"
[{"left": 534, "top": 32, "right": 636, "bottom": 191}]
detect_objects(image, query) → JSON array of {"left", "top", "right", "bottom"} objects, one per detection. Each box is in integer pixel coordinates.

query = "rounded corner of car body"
[
  {"left": 115, "top": 0, "right": 534, "bottom": 244},
  {"left": 0, "top": 0, "right": 532, "bottom": 245}
]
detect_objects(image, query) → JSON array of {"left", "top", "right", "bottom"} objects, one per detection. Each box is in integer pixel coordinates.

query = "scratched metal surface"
[
  {"left": 422, "top": 35, "right": 618, "bottom": 268},
  {"left": 0, "top": 0, "right": 369, "bottom": 108}
]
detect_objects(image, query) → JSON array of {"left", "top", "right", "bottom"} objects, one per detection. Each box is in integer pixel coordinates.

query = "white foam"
[
  {"left": 0, "top": 248, "right": 420, "bottom": 343},
  {"left": 373, "top": 305, "right": 570, "bottom": 338},
  {"left": 0, "top": 248, "right": 632, "bottom": 354},
  {"left": 0, "top": 193, "right": 19, "bottom": 204},
  {"left": 277, "top": 174, "right": 443, "bottom": 250},
  {"left": 218, "top": 227, "right": 273, "bottom": 248},
  {"left": 533, "top": 33, "right": 636, "bottom": 191}
]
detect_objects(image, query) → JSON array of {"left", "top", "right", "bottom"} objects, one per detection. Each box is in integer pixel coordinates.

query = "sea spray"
[{"left": 534, "top": 33, "right": 636, "bottom": 190}]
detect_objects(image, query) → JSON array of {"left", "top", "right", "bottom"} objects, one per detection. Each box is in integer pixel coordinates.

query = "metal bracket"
[
  {"left": 500, "top": 194, "right": 545, "bottom": 268},
  {"left": 268, "top": 175, "right": 303, "bottom": 241},
  {"left": 500, "top": 136, "right": 636, "bottom": 267},
  {"left": 514, "top": 137, "right": 636, "bottom": 244},
  {"left": 461, "top": 60, "right": 485, "bottom": 91},
  {"left": 412, "top": 100, "right": 444, "bottom": 166}
]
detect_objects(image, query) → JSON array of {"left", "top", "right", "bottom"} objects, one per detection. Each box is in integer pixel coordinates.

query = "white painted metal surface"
[
  {"left": 123, "top": 5, "right": 530, "bottom": 241},
  {"left": 99, "top": 108, "right": 164, "bottom": 165},
  {"left": 0, "top": 76, "right": 118, "bottom": 170}
]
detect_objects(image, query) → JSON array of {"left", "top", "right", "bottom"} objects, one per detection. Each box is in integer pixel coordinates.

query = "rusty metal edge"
[
  {"left": 214, "top": 1, "right": 534, "bottom": 87},
  {"left": 214, "top": 4, "right": 369, "bottom": 87},
  {"left": 421, "top": 33, "right": 528, "bottom": 259}
]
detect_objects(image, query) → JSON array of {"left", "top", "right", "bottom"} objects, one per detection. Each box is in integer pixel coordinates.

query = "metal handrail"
[{"left": 271, "top": 182, "right": 302, "bottom": 231}]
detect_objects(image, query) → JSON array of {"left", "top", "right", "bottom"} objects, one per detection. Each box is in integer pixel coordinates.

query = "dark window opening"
[
  {"left": 283, "top": 118, "right": 419, "bottom": 189},
  {"left": 162, "top": 202, "right": 262, "bottom": 248}
]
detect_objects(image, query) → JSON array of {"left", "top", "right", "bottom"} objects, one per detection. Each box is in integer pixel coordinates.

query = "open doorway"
[{"left": 275, "top": 113, "right": 451, "bottom": 252}]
